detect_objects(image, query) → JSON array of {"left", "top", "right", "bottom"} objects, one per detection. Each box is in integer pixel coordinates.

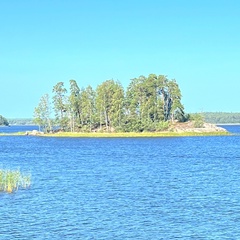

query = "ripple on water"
[{"left": 0, "top": 133, "right": 240, "bottom": 239}]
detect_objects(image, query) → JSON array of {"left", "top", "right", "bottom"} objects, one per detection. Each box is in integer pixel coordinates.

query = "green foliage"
[
  {"left": 33, "top": 74, "right": 186, "bottom": 132},
  {"left": 33, "top": 94, "right": 52, "bottom": 133},
  {"left": 122, "top": 118, "right": 144, "bottom": 132},
  {"left": 0, "top": 115, "right": 9, "bottom": 126},
  {"left": 52, "top": 82, "right": 68, "bottom": 130},
  {"left": 96, "top": 80, "right": 124, "bottom": 131},
  {"left": 190, "top": 113, "right": 204, "bottom": 128},
  {"left": 156, "top": 121, "right": 169, "bottom": 131},
  {"left": 125, "top": 74, "right": 185, "bottom": 130}
]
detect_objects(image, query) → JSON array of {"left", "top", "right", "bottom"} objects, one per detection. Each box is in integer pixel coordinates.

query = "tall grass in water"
[{"left": 0, "top": 169, "right": 31, "bottom": 193}]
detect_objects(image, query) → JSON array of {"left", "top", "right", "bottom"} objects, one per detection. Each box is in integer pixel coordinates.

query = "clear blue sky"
[{"left": 1, "top": 0, "right": 240, "bottom": 118}]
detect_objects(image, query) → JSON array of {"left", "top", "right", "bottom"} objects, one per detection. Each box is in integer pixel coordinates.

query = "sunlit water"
[
  {"left": 0, "top": 125, "right": 39, "bottom": 133},
  {"left": 0, "top": 125, "right": 240, "bottom": 239}
]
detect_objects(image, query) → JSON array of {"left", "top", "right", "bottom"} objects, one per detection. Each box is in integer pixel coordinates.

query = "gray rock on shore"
[
  {"left": 173, "top": 122, "right": 227, "bottom": 133},
  {"left": 25, "top": 130, "right": 44, "bottom": 136}
]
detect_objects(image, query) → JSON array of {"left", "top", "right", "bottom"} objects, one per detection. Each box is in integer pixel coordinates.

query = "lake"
[{"left": 0, "top": 125, "right": 240, "bottom": 239}]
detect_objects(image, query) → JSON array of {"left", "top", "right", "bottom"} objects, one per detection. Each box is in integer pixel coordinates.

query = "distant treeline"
[
  {"left": 8, "top": 118, "right": 34, "bottom": 125},
  {"left": 0, "top": 115, "right": 9, "bottom": 126},
  {"left": 201, "top": 112, "right": 240, "bottom": 124}
]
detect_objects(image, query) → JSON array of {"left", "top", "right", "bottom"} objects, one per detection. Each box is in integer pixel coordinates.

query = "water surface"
[{"left": 0, "top": 125, "right": 239, "bottom": 239}]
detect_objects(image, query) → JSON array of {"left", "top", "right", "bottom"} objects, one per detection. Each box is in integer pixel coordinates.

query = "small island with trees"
[
  {"left": 0, "top": 115, "right": 9, "bottom": 126},
  {"left": 31, "top": 73, "right": 227, "bottom": 137}
]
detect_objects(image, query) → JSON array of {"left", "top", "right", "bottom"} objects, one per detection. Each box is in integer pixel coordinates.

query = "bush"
[
  {"left": 156, "top": 121, "right": 169, "bottom": 131},
  {"left": 190, "top": 114, "right": 204, "bottom": 128}
]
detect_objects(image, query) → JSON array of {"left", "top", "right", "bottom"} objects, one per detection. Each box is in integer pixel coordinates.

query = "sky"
[{"left": 1, "top": 0, "right": 240, "bottom": 118}]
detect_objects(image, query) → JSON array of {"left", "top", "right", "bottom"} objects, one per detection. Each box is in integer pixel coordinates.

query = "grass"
[
  {"left": 0, "top": 169, "right": 31, "bottom": 193},
  {"left": 0, "top": 132, "right": 26, "bottom": 136},
  {"left": 0, "top": 129, "right": 231, "bottom": 138},
  {"left": 41, "top": 131, "right": 231, "bottom": 138}
]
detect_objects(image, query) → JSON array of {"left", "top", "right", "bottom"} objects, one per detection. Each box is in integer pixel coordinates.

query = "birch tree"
[
  {"left": 52, "top": 82, "right": 68, "bottom": 130},
  {"left": 33, "top": 93, "right": 52, "bottom": 132}
]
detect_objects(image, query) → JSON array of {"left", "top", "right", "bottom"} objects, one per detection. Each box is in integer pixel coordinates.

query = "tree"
[
  {"left": 141, "top": 74, "right": 163, "bottom": 130},
  {"left": 166, "top": 79, "right": 185, "bottom": 122},
  {"left": 34, "top": 73, "right": 187, "bottom": 133},
  {"left": 125, "top": 74, "right": 186, "bottom": 131},
  {"left": 155, "top": 75, "right": 186, "bottom": 122},
  {"left": 190, "top": 113, "right": 204, "bottom": 127},
  {"left": 80, "top": 85, "right": 96, "bottom": 132},
  {"left": 33, "top": 94, "right": 52, "bottom": 132},
  {"left": 125, "top": 75, "right": 168, "bottom": 131},
  {"left": 52, "top": 82, "right": 68, "bottom": 130},
  {"left": 0, "top": 115, "right": 9, "bottom": 126},
  {"left": 69, "top": 80, "right": 81, "bottom": 132},
  {"left": 96, "top": 80, "right": 124, "bottom": 131},
  {"left": 110, "top": 82, "right": 125, "bottom": 130},
  {"left": 125, "top": 76, "right": 146, "bottom": 131},
  {"left": 155, "top": 75, "right": 171, "bottom": 121}
]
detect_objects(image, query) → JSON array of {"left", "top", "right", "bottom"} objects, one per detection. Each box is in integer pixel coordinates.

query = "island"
[
  {"left": 1, "top": 74, "right": 230, "bottom": 137},
  {"left": 29, "top": 74, "right": 228, "bottom": 137},
  {"left": 0, "top": 115, "right": 9, "bottom": 126}
]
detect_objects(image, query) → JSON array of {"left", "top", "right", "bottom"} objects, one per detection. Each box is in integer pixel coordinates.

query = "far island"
[{"left": 0, "top": 115, "right": 9, "bottom": 126}]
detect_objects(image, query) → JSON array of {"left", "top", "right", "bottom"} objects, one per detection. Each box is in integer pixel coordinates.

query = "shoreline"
[
  {"left": 0, "top": 131, "right": 230, "bottom": 138},
  {"left": 0, "top": 122, "right": 232, "bottom": 137}
]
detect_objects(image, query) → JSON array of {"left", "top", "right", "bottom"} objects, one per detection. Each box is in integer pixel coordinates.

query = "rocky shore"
[
  {"left": 171, "top": 121, "right": 227, "bottom": 133},
  {"left": 25, "top": 130, "right": 44, "bottom": 136},
  {"left": 23, "top": 121, "right": 228, "bottom": 137}
]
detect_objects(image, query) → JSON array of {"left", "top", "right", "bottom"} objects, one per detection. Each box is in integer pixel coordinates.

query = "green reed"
[{"left": 0, "top": 169, "right": 31, "bottom": 193}]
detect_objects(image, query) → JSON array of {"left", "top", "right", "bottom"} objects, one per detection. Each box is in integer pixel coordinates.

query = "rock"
[
  {"left": 25, "top": 130, "right": 44, "bottom": 136},
  {"left": 172, "top": 121, "right": 227, "bottom": 133}
]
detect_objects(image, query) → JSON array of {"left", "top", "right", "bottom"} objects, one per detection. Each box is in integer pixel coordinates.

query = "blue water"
[
  {"left": 0, "top": 125, "right": 39, "bottom": 133},
  {"left": 0, "top": 125, "right": 240, "bottom": 239},
  {"left": 218, "top": 124, "right": 240, "bottom": 134}
]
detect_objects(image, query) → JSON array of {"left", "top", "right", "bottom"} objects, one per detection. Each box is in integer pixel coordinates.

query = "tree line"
[
  {"left": 33, "top": 74, "right": 188, "bottom": 132},
  {"left": 8, "top": 118, "right": 33, "bottom": 125},
  {"left": 0, "top": 115, "right": 9, "bottom": 126},
  {"left": 201, "top": 112, "right": 240, "bottom": 124}
]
